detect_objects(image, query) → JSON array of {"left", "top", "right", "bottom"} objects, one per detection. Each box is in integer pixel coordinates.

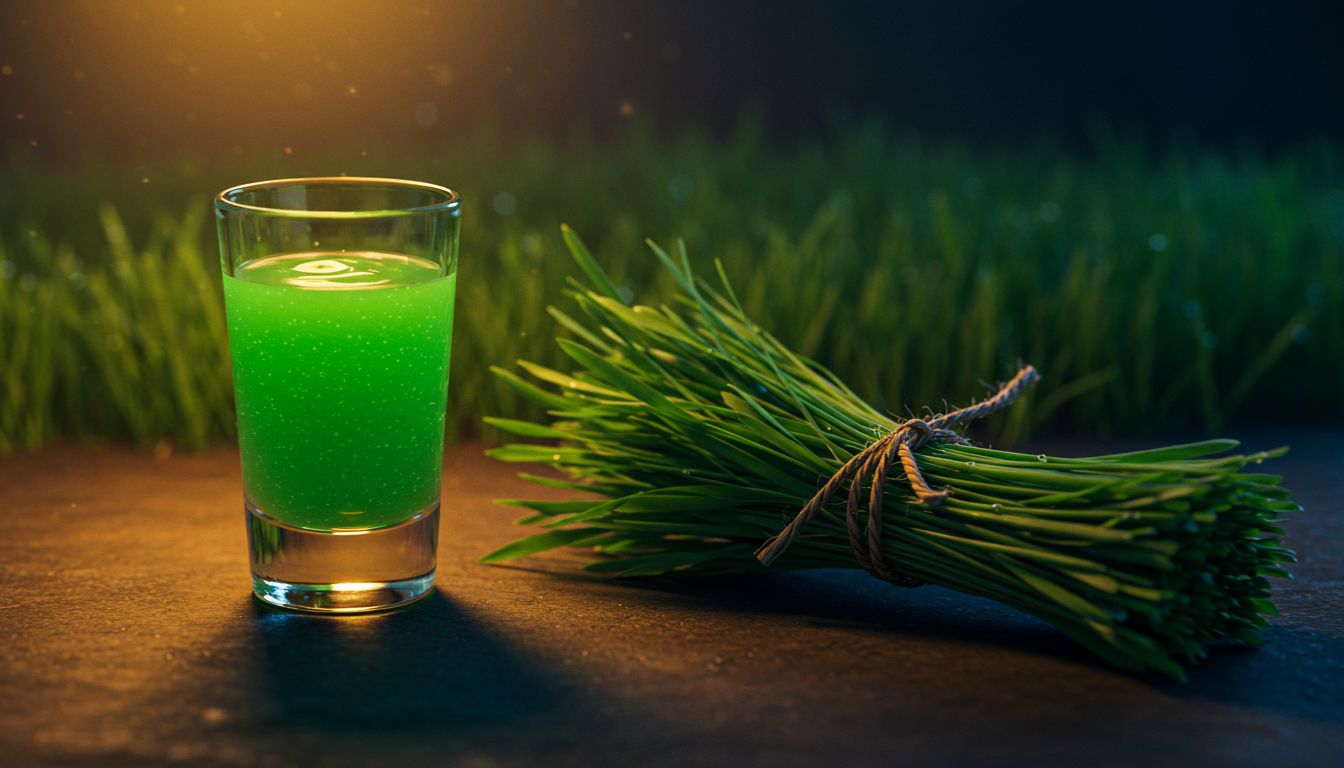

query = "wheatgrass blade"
[{"left": 485, "top": 228, "right": 1299, "bottom": 680}]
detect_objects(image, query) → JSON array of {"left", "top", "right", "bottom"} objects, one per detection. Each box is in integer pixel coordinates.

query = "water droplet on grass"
[
  {"left": 1037, "top": 454, "right": 1048, "bottom": 462},
  {"left": 551, "top": 453, "right": 561, "bottom": 462}
]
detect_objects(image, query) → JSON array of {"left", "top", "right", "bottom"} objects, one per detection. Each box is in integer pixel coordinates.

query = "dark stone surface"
[{"left": 1, "top": 433, "right": 1340, "bottom": 767}]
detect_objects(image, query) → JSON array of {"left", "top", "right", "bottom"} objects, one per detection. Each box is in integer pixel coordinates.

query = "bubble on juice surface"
[
  {"left": 283, "top": 257, "right": 385, "bottom": 289},
  {"left": 293, "top": 259, "right": 355, "bottom": 275}
]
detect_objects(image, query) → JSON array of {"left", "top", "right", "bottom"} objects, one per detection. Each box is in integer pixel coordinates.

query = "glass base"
[
  {"left": 246, "top": 497, "right": 438, "bottom": 614},
  {"left": 251, "top": 572, "right": 436, "bottom": 613}
]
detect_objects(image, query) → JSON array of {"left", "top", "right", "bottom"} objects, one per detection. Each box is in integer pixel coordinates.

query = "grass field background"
[{"left": 2, "top": 122, "right": 1340, "bottom": 453}]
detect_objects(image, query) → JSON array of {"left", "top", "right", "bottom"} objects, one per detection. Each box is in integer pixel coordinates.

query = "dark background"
[{"left": 1, "top": 0, "right": 1341, "bottom": 161}]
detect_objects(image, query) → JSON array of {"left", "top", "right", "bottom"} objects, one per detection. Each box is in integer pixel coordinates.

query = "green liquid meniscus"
[{"left": 223, "top": 252, "right": 456, "bottom": 531}]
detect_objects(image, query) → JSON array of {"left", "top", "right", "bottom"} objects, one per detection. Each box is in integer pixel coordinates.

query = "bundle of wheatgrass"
[{"left": 483, "top": 227, "right": 1297, "bottom": 678}]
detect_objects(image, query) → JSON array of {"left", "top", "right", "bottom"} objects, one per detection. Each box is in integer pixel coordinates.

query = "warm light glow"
[
  {"left": 0, "top": 0, "right": 593, "bottom": 157},
  {"left": 327, "top": 582, "right": 389, "bottom": 592}
]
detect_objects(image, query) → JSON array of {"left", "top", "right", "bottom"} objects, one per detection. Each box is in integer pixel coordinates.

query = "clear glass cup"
[{"left": 215, "top": 177, "right": 461, "bottom": 613}]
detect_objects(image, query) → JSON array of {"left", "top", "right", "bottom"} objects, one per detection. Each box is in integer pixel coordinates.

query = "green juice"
[{"left": 223, "top": 252, "right": 456, "bottom": 531}]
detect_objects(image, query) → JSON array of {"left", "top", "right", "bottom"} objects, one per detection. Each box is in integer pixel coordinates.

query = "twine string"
[{"left": 755, "top": 365, "right": 1040, "bottom": 585}]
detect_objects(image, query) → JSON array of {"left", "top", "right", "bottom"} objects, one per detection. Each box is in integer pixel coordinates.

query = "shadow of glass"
[{"left": 245, "top": 590, "right": 567, "bottom": 732}]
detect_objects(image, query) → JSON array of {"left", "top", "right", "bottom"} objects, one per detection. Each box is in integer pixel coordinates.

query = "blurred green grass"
[{"left": 2, "top": 122, "right": 1341, "bottom": 453}]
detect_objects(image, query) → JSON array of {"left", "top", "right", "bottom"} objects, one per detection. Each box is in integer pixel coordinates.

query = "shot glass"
[{"left": 216, "top": 177, "right": 460, "bottom": 612}]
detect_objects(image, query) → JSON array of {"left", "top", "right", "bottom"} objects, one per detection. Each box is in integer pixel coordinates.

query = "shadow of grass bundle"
[{"left": 484, "top": 227, "right": 1298, "bottom": 679}]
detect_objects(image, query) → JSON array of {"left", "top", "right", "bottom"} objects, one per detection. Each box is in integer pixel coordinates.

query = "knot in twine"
[{"left": 755, "top": 365, "right": 1040, "bottom": 586}]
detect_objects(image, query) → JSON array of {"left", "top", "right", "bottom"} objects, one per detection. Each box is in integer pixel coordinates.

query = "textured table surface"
[{"left": 1, "top": 433, "right": 1340, "bottom": 767}]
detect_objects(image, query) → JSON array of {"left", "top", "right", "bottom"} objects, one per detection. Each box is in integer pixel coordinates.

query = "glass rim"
[{"left": 215, "top": 176, "right": 461, "bottom": 220}]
